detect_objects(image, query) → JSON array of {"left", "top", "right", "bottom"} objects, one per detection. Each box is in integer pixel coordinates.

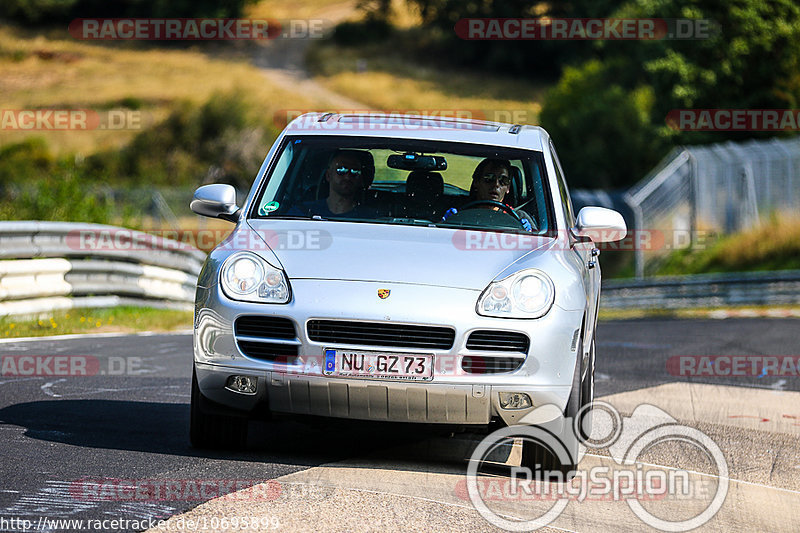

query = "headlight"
[
  {"left": 220, "top": 251, "right": 290, "bottom": 304},
  {"left": 477, "top": 269, "right": 554, "bottom": 318}
]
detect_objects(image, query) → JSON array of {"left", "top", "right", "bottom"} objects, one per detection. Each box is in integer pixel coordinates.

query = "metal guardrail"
[
  {"left": 602, "top": 270, "right": 800, "bottom": 309},
  {"left": 3, "top": 223, "right": 797, "bottom": 316},
  {"left": 0, "top": 221, "right": 206, "bottom": 317},
  {"left": 623, "top": 137, "right": 800, "bottom": 278}
]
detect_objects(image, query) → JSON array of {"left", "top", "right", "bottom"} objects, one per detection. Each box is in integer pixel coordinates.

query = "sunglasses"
[
  {"left": 335, "top": 166, "right": 362, "bottom": 177},
  {"left": 480, "top": 173, "right": 510, "bottom": 187}
]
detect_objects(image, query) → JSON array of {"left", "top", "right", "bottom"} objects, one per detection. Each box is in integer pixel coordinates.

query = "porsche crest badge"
[{"left": 377, "top": 289, "right": 391, "bottom": 299}]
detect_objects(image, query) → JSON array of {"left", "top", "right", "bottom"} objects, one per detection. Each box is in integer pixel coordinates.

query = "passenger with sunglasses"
[
  {"left": 443, "top": 158, "right": 534, "bottom": 231},
  {"left": 293, "top": 150, "right": 377, "bottom": 218},
  {"left": 470, "top": 158, "right": 513, "bottom": 203}
]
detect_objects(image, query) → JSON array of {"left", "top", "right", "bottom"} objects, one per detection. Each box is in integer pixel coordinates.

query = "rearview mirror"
[
  {"left": 573, "top": 206, "right": 627, "bottom": 242},
  {"left": 190, "top": 184, "right": 240, "bottom": 223},
  {"left": 387, "top": 153, "right": 447, "bottom": 171}
]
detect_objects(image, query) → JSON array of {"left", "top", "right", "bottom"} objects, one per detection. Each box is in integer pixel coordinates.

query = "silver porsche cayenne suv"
[{"left": 189, "top": 113, "right": 626, "bottom": 469}]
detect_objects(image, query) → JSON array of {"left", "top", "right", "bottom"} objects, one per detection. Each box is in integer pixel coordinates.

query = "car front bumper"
[{"left": 194, "top": 278, "right": 584, "bottom": 426}]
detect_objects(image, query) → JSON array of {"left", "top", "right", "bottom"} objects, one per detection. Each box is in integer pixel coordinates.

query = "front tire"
[
  {"left": 520, "top": 331, "right": 595, "bottom": 476},
  {"left": 190, "top": 369, "right": 249, "bottom": 450},
  {"left": 577, "top": 336, "right": 596, "bottom": 441}
]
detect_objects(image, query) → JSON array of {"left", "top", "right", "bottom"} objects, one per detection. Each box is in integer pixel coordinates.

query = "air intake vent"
[
  {"left": 307, "top": 320, "right": 455, "bottom": 350},
  {"left": 235, "top": 316, "right": 296, "bottom": 339},
  {"left": 237, "top": 341, "right": 299, "bottom": 363},
  {"left": 466, "top": 330, "right": 529, "bottom": 353},
  {"left": 461, "top": 356, "right": 524, "bottom": 374}
]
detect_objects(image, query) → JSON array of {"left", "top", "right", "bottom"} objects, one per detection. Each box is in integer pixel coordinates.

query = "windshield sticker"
[{"left": 260, "top": 201, "right": 280, "bottom": 215}]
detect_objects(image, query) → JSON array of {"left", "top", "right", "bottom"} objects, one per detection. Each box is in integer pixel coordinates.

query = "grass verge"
[
  {"left": 0, "top": 306, "right": 193, "bottom": 338},
  {"left": 599, "top": 305, "right": 800, "bottom": 321}
]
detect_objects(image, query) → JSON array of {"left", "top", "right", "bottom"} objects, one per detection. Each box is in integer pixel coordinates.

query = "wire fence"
[{"left": 623, "top": 136, "right": 800, "bottom": 277}]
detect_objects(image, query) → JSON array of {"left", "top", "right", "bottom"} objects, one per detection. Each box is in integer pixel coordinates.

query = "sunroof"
[{"left": 336, "top": 114, "right": 501, "bottom": 132}]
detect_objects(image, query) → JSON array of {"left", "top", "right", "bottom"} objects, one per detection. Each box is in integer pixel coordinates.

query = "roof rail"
[
  {"left": 318, "top": 112, "right": 336, "bottom": 122},
  {"left": 509, "top": 124, "right": 522, "bottom": 134}
]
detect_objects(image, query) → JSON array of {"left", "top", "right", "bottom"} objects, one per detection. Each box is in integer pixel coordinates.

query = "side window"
[{"left": 550, "top": 142, "right": 575, "bottom": 228}]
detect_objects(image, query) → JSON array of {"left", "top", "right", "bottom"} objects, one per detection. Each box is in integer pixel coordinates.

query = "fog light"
[
  {"left": 499, "top": 392, "right": 532, "bottom": 410},
  {"left": 226, "top": 375, "right": 257, "bottom": 394}
]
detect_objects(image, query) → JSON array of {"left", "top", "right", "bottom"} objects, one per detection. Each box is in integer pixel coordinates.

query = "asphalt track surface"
[{"left": 0, "top": 318, "right": 798, "bottom": 532}]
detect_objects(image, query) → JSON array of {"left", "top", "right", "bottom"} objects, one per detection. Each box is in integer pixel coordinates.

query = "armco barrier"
[
  {"left": 602, "top": 270, "right": 800, "bottom": 309},
  {"left": 4, "top": 222, "right": 796, "bottom": 316},
  {"left": 0, "top": 221, "right": 206, "bottom": 317}
]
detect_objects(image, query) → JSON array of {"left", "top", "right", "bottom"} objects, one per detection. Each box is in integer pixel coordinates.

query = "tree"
[
  {"left": 540, "top": 60, "right": 665, "bottom": 188},
  {"left": 540, "top": 0, "right": 800, "bottom": 187}
]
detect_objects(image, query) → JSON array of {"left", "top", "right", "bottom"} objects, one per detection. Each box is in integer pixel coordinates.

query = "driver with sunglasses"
[
  {"left": 296, "top": 150, "right": 378, "bottom": 218},
  {"left": 443, "top": 158, "right": 534, "bottom": 231}
]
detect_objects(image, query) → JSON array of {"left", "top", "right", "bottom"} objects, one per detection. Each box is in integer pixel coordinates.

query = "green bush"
[
  {"left": 88, "top": 90, "right": 277, "bottom": 190},
  {"left": 540, "top": 60, "right": 666, "bottom": 189},
  {"left": 332, "top": 19, "right": 394, "bottom": 46},
  {"left": 0, "top": 137, "right": 56, "bottom": 186},
  {"left": 0, "top": 160, "right": 114, "bottom": 223},
  {"left": 538, "top": 0, "right": 800, "bottom": 188},
  {"left": 0, "top": 91, "right": 276, "bottom": 223}
]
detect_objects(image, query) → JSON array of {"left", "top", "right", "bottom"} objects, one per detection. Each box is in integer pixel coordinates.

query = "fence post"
[{"left": 688, "top": 150, "right": 698, "bottom": 248}]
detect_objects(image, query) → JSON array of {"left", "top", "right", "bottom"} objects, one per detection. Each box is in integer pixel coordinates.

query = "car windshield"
[{"left": 251, "top": 135, "right": 553, "bottom": 234}]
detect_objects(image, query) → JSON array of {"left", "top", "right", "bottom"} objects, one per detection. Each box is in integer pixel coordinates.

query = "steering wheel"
[{"left": 459, "top": 200, "right": 522, "bottom": 221}]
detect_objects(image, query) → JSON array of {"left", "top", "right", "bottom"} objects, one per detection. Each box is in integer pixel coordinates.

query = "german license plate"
[{"left": 323, "top": 349, "right": 433, "bottom": 381}]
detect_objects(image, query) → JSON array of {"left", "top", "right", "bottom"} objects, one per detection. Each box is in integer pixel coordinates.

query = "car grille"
[
  {"left": 234, "top": 316, "right": 296, "bottom": 339},
  {"left": 307, "top": 320, "right": 455, "bottom": 350},
  {"left": 234, "top": 316, "right": 300, "bottom": 363},
  {"left": 461, "top": 355, "right": 524, "bottom": 374},
  {"left": 466, "top": 330, "right": 530, "bottom": 353}
]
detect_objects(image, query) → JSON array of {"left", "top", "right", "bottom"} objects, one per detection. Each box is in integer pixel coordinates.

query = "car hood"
[{"left": 245, "top": 219, "right": 555, "bottom": 290}]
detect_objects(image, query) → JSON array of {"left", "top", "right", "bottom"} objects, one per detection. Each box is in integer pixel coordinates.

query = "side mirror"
[
  {"left": 573, "top": 206, "right": 627, "bottom": 242},
  {"left": 190, "top": 184, "right": 240, "bottom": 223}
]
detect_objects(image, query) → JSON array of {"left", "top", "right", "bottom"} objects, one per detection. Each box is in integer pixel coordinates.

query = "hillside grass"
[
  {"left": 0, "top": 23, "right": 317, "bottom": 157},
  {"left": 654, "top": 214, "right": 800, "bottom": 275},
  {"left": 307, "top": 43, "right": 544, "bottom": 123},
  {"left": 304, "top": 0, "right": 544, "bottom": 123},
  {"left": 245, "top": 0, "right": 354, "bottom": 19}
]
